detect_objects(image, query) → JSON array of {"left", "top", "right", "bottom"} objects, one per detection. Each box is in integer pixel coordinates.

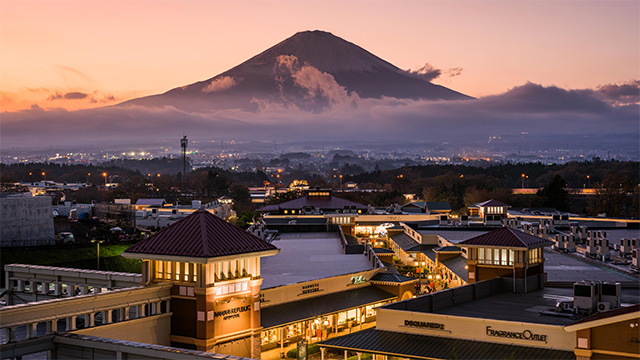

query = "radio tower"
[{"left": 181, "top": 135, "right": 188, "bottom": 183}]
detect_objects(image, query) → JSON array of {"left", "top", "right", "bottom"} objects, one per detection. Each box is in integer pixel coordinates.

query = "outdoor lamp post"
[
  {"left": 91, "top": 239, "right": 105, "bottom": 270},
  {"left": 102, "top": 172, "right": 107, "bottom": 186}
]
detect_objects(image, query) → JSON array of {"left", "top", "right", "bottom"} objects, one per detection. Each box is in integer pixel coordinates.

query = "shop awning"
[
  {"left": 319, "top": 329, "right": 574, "bottom": 360},
  {"left": 261, "top": 286, "right": 395, "bottom": 329}
]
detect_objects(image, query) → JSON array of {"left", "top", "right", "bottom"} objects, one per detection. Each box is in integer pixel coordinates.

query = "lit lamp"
[
  {"left": 90, "top": 239, "right": 105, "bottom": 270},
  {"left": 102, "top": 172, "right": 107, "bottom": 186},
  {"left": 42, "top": 172, "right": 46, "bottom": 181}
]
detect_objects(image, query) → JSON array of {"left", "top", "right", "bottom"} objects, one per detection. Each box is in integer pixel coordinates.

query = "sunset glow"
[{"left": 1, "top": 0, "right": 638, "bottom": 112}]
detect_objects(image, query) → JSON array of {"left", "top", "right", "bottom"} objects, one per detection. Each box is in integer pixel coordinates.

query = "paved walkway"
[{"left": 262, "top": 322, "right": 376, "bottom": 360}]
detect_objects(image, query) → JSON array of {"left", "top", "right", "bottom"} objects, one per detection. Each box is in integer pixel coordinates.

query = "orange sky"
[{"left": 1, "top": 0, "right": 638, "bottom": 112}]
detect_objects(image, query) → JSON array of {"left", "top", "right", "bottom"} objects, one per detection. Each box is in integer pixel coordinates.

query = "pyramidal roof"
[
  {"left": 458, "top": 227, "right": 552, "bottom": 249},
  {"left": 124, "top": 209, "right": 278, "bottom": 259}
]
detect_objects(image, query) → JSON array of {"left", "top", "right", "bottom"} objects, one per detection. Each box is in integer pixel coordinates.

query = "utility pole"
[{"left": 181, "top": 135, "right": 188, "bottom": 183}]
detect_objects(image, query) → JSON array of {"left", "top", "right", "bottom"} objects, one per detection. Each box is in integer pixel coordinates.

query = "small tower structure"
[
  {"left": 123, "top": 209, "right": 279, "bottom": 358},
  {"left": 459, "top": 227, "right": 552, "bottom": 292}
]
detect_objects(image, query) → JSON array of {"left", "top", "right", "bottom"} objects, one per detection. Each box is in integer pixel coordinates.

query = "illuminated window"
[
  {"left": 478, "top": 248, "right": 485, "bottom": 263},
  {"left": 175, "top": 262, "right": 181, "bottom": 281},
  {"left": 501, "top": 249, "right": 507, "bottom": 266},
  {"left": 494, "top": 249, "right": 499, "bottom": 265},
  {"left": 193, "top": 264, "right": 197, "bottom": 283},
  {"left": 166, "top": 262, "right": 172, "bottom": 279},
  {"left": 242, "top": 281, "right": 248, "bottom": 291},
  {"left": 509, "top": 250, "right": 515, "bottom": 265},
  {"left": 184, "top": 263, "right": 190, "bottom": 282},
  {"left": 156, "top": 261, "right": 164, "bottom": 279}
]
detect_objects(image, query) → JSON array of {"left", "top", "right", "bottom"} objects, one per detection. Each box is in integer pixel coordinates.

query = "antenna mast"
[{"left": 181, "top": 134, "right": 188, "bottom": 183}]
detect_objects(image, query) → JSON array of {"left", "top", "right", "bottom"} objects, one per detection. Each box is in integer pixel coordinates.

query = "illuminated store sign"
[
  {"left": 486, "top": 326, "right": 547, "bottom": 343},
  {"left": 404, "top": 320, "right": 445, "bottom": 330},
  {"left": 351, "top": 276, "right": 366, "bottom": 285},
  {"left": 215, "top": 305, "right": 251, "bottom": 320}
]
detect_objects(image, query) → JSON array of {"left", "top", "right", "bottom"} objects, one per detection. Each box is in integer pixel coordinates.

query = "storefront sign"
[
  {"left": 404, "top": 320, "right": 445, "bottom": 330},
  {"left": 300, "top": 283, "right": 321, "bottom": 295},
  {"left": 486, "top": 326, "right": 547, "bottom": 343},
  {"left": 214, "top": 305, "right": 251, "bottom": 320},
  {"left": 351, "top": 275, "right": 366, "bottom": 285}
]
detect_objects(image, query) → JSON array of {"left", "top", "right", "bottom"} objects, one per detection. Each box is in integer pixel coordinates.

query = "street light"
[
  {"left": 102, "top": 172, "right": 107, "bottom": 186},
  {"left": 587, "top": 175, "right": 590, "bottom": 189},
  {"left": 521, "top": 173, "right": 525, "bottom": 189},
  {"left": 42, "top": 172, "right": 46, "bottom": 181},
  {"left": 91, "top": 239, "right": 105, "bottom": 270}
]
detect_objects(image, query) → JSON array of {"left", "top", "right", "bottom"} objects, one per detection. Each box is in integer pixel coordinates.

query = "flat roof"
[
  {"left": 261, "top": 286, "right": 395, "bottom": 328},
  {"left": 544, "top": 249, "right": 640, "bottom": 284},
  {"left": 261, "top": 232, "right": 374, "bottom": 289},
  {"left": 431, "top": 287, "right": 640, "bottom": 326},
  {"left": 320, "top": 329, "right": 574, "bottom": 360}
]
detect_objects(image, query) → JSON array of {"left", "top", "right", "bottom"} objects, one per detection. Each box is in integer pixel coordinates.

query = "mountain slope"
[{"left": 122, "top": 30, "right": 471, "bottom": 112}]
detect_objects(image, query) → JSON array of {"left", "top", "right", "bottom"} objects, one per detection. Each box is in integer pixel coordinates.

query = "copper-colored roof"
[
  {"left": 124, "top": 209, "right": 277, "bottom": 258},
  {"left": 458, "top": 227, "right": 552, "bottom": 248}
]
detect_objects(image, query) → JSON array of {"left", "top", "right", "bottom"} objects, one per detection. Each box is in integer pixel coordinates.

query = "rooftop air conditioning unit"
[
  {"left": 600, "top": 282, "right": 621, "bottom": 308},
  {"left": 597, "top": 302, "right": 610, "bottom": 312},
  {"left": 573, "top": 282, "right": 598, "bottom": 313},
  {"left": 620, "top": 238, "right": 632, "bottom": 256}
]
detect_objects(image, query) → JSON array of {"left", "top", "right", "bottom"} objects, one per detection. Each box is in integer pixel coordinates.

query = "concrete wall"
[
  {"left": 72, "top": 313, "right": 171, "bottom": 346},
  {"left": 1, "top": 195, "right": 54, "bottom": 247}
]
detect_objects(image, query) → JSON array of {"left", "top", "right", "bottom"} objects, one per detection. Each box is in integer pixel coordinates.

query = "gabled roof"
[
  {"left": 425, "top": 201, "right": 451, "bottom": 211},
  {"left": 475, "top": 199, "right": 511, "bottom": 208},
  {"left": 136, "top": 198, "right": 166, "bottom": 206},
  {"left": 319, "top": 329, "right": 575, "bottom": 360},
  {"left": 434, "top": 246, "right": 461, "bottom": 252},
  {"left": 565, "top": 305, "right": 640, "bottom": 331},
  {"left": 458, "top": 227, "right": 552, "bottom": 249},
  {"left": 257, "top": 195, "right": 367, "bottom": 212},
  {"left": 370, "top": 273, "right": 417, "bottom": 284},
  {"left": 389, "top": 233, "right": 420, "bottom": 252},
  {"left": 124, "top": 209, "right": 278, "bottom": 259},
  {"left": 401, "top": 201, "right": 426, "bottom": 209},
  {"left": 261, "top": 286, "right": 395, "bottom": 328}
]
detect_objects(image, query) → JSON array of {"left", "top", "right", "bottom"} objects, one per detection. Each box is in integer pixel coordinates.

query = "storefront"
[{"left": 319, "top": 278, "right": 591, "bottom": 360}]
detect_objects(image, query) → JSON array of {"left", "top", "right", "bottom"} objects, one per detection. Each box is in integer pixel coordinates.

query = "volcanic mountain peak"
[
  {"left": 123, "top": 30, "right": 470, "bottom": 111},
  {"left": 241, "top": 30, "right": 400, "bottom": 73}
]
